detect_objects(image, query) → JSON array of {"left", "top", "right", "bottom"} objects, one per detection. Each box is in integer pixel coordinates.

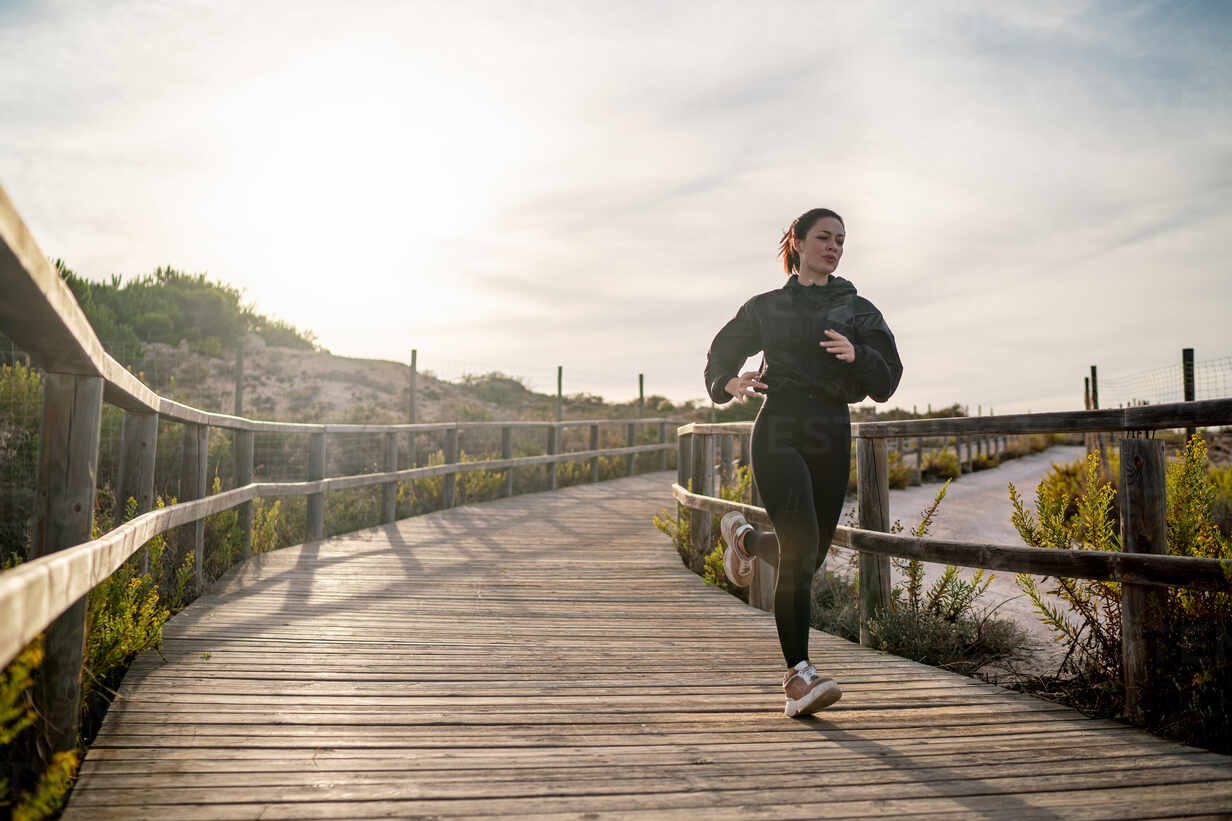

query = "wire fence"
[{"left": 1097, "top": 355, "right": 1232, "bottom": 409}]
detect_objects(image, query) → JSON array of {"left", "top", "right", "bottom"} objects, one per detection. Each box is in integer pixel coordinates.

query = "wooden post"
[
  {"left": 116, "top": 409, "right": 157, "bottom": 531},
  {"left": 31, "top": 373, "right": 103, "bottom": 759},
  {"left": 233, "top": 343, "right": 245, "bottom": 416},
  {"left": 677, "top": 431, "right": 692, "bottom": 532},
  {"left": 408, "top": 349, "right": 417, "bottom": 424},
  {"left": 307, "top": 432, "right": 325, "bottom": 539},
  {"left": 556, "top": 365, "right": 563, "bottom": 422},
  {"left": 738, "top": 434, "right": 751, "bottom": 469},
  {"left": 748, "top": 556, "right": 777, "bottom": 614},
  {"left": 626, "top": 422, "right": 636, "bottom": 477},
  {"left": 1084, "top": 376, "right": 1093, "bottom": 459},
  {"left": 381, "top": 431, "right": 397, "bottom": 523},
  {"left": 589, "top": 423, "right": 600, "bottom": 483},
  {"left": 501, "top": 425, "right": 514, "bottom": 497},
  {"left": 1091, "top": 364, "right": 1111, "bottom": 479},
  {"left": 638, "top": 373, "right": 644, "bottom": 417},
  {"left": 915, "top": 436, "right": 923, "bottom": 471},
  {"left": 547, "top": 424, "right": 559, "bottom": 490},
  {"left": 658, "top": 421, "right": 668, "bottom": 471},
  {"left": 1120, "top": 437, "right": 1167, "bottom": 724},
  {"left": 443, "top": 427, "right": 458, "bottom": 507},
  {"left": 1183, "top": 348, "right": 1195, "bottom": 444},
  {"left": 717, "top": 434, "right": 732, "bottom": 487},
  {"left": 856, "top": 436, "right": 891, "bottom": 647},
  {"left": 688, "top": 433, "right": 714, "bottom": 573},
  {"left": 176, "top": 422, "right": 208, "bottom": 594},
  {"left": 234, "top": 429, "right": 254, "bottom": 559}
]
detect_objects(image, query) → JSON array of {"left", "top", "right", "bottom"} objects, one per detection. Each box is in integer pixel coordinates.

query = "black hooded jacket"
[{"left": 704, "top": 274, "right": 903, "bottom": 405}]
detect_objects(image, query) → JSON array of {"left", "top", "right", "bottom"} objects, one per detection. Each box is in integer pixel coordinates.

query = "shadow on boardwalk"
[{"left": 66, "top": 472, "right": 1232, "bottom": 819}]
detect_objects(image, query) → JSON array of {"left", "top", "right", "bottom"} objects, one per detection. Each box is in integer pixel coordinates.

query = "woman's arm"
[
  {"left": 704, "top": 301, "right": 763, "bottom": 404},
  {"left": 849, "top": 302, "right": 903, "bottom": 403}
]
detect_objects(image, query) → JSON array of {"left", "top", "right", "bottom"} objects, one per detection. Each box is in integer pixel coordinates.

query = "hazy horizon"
[{"left": 4, "top": 1, "right": 1229, "bottom": 414}]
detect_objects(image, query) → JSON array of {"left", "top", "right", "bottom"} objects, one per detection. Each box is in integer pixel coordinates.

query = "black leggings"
[{"left": 747, "top": 391, "right": 851, "bottom": 668}]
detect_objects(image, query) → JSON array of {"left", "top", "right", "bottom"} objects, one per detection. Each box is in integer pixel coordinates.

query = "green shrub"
[
  {"left": 1211, "top": 464, "right": 1232, "bottom": 540},
  {"left": 922, "top": 448, "right": 960, "bottom": 481},
  {"left": 971, "top": 453, "right": 1000, "bottom": 471},
  {"left": 888, "top": 450, "right": 911, "bottom": 489},
  {"left": 0, "top": 360, "right": 42, "bottom": 566},
  {"left": 1010, "top": 439, "right": 1232, "bottom": 751},
  {"left": 808, "top": 480, "right": 1028, "bottom": 672}
]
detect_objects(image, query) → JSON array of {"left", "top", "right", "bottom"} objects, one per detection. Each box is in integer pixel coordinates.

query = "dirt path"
[{"left": 830, "top": 444, "right": 1088, "bottom": 678}]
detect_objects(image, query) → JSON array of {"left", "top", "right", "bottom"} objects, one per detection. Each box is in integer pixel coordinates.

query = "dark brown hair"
[{"left": 778, "top": 207, "right": 844, "bottom": 274}]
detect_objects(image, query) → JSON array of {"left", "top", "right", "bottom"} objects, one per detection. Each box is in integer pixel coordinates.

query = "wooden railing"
[
  {"left": 0, "top": 185, "right": 676, "bottom": 757},
  {"left": 672, "top": 399, "right": 1232, "bottom": 721}
]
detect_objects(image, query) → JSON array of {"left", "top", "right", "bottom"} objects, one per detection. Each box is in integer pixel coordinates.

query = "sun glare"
[{"left": 209, "top": 41, "right": 527, "bottom": 317}]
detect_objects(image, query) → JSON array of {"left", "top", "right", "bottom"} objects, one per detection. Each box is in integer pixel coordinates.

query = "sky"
[{"left": 2, "top": 0, "right": 1230, "bottom": 414}]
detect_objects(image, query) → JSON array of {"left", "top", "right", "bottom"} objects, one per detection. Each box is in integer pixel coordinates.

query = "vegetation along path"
[
  {"left": 835, "top": 444, "right": 1088, "bottom": 676},
  {"left": 67, "top": 471, "right": 1232, "bottom": 819}
]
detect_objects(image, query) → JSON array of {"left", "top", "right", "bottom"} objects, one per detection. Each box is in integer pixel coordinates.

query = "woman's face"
[{"left": 794, "top": 216, "right": 845, "bottom": 278}]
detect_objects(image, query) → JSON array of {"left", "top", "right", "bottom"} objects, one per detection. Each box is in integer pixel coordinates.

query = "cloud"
[{"left": 1, "top": 0, "right": 1228, "bottom": 413}]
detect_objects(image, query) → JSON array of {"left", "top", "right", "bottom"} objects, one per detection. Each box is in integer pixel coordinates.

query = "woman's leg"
[
  {"left": 751, "top": 412, "right": 821, "bottom": 669},
  {"left": 803, "top": 416, "right": 852, "bottom": 576}
]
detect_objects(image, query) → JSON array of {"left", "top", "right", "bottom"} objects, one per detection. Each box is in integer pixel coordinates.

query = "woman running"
[{"left": 704, "top": 207, "right": 902, "bottom": 717}]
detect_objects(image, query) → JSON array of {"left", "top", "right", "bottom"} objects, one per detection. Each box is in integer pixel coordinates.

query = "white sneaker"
[
  {"left": 720, "top": 511, "right": 755, "bottom": 588},
  {"left": 783, "top": 660, "right": 842, "bottom": 717}
]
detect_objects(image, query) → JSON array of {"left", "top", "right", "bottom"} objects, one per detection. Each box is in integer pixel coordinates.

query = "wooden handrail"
[{"left": 672, "top": 483, "right": 1231, "bottom": 591}]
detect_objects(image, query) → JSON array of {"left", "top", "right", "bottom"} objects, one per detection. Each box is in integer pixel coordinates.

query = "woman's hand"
[
  {"left": 725, "top": 371, "right": 767, "bottom": 403},
  {"left": 821, "top": 329, "right": 856, "bottom": 363}
]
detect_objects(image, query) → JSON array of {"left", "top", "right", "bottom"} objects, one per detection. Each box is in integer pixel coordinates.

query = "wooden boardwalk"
[{"left": 66, "top": 472, "right": 1232, "bottom": 820}]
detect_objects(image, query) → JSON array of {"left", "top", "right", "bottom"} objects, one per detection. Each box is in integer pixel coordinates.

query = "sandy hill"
[{"left": 135, "top": 334, "right": 677, "bottom": 424}]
